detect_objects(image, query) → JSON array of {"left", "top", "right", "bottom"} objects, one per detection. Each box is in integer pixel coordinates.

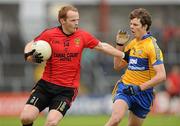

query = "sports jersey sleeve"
[
  {"left": 147, "top": 39, "right": 163, "bottom": 66},
  {"left": 83, "top": 31, "right": 99, "bottom": 49},
  {"left": 34, "top": 29, "right": 50, "bottom": 42}
]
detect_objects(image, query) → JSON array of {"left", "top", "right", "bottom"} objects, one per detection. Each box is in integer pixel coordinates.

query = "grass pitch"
[{"left": 0, "top": 114, "right": 179, "bottom": 126}]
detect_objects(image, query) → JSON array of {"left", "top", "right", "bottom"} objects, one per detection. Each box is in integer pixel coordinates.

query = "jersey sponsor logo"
[
  {"left": 54, "top": 52, "right": 79, "bottom": 61},
  {"left": 129, "top": 58, "right": 137, "bottom": 64},
  {"left": 128, "top": 57, "right": 149, "bottom": 71},
  {"left": 128, "top": 66, "right": 146, "bottom": 71}
]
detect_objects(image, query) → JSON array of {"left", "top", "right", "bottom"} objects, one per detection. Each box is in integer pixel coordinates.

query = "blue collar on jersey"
[{"left": 141, "top": 32, "right": 152, "bottom": 40}]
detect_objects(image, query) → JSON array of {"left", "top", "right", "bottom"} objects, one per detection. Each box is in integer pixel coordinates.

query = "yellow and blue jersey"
[{"left": 122, "top": 33, "right": 164, "bottom": 85}]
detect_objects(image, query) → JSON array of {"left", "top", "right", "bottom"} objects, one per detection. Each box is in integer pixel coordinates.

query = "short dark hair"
[
  {"left": 129, "top": 8, "right": 152, "bottom": 31},
  {"left": 58, "top": 5, "right": 78, "bottom": 23}
]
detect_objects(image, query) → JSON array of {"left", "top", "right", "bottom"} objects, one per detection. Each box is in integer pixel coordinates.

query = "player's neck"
[
  {"left": 137, "top": 31, "right": 148, "bottom": 41},
  {"left": 60, "top": 26, "right": 73, "bottom": 36}
]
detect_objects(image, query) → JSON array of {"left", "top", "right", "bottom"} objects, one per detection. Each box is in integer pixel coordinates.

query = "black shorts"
[{"left": 26, "top": 79, "right": 78, "bottom": 116}]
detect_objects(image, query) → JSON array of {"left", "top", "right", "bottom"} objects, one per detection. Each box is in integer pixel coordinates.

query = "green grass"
[{"left": 0, "top": 114, "right": 180, "bottom": 126}]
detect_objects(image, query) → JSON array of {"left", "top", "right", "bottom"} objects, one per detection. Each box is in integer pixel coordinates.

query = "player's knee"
[
  {"left": 110, "top": 116, "right": 122, "bottom": 126},
  {"left": 20, "top": 114, "right": 34, "bottom": 124}
]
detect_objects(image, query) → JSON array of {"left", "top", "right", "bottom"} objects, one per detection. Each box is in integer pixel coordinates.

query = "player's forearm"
[
  {"left": 24, "top": 41, "right": 34, "bottom": 62},
  {"left": 24, "top": 41, "right": 33, "bottom": 53},
  {"left": 140, "top": 74, "right": 166, "bottom": 91},
  {"left": 95, "top": 42, "right": 125, "bottom": 58},
  {"left": 140, "top": 64, "right": 166, "bottom": 90},
  {"left": 114, "top": 45, "right": 126, "bottom": 70}
]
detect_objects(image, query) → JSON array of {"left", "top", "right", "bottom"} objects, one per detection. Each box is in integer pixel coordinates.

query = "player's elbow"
[
  {"left": 161, "top": 72, "right": 166, "bottom": 81},
  {"left": 114, "top": 61, "right": 126, "bottom": 71},
  {"left": 158, "top": 72, "right": 166, "bottom": 82},
  {"left": 114, "top": 65, "right": 120, "bottom": 71}
]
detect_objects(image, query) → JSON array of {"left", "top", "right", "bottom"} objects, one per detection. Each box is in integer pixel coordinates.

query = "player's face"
[
  {"left": 62, "top": 10, "right": 79, "bottom": 34},
  {"left": 130, "top": 18, "right": 147, "bottom": 40}
]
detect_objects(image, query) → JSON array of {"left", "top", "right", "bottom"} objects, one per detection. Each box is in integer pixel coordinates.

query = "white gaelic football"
[{"left": 31, "top": 40, "right": 52, "bottom": 60}]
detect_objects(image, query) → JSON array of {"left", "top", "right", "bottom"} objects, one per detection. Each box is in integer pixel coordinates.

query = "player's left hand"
[
  {"left": 123, "top": 85, "right": 141, "bottom": 95},
  {"left": 32, "top": 51, "right": 44, "bottom": 63},
  {"left": 24, "top": 49, "right": 36, "bottom": 61},
  {"left": 24, "top": 49, "right": 43, "bottom": 63},
  {"left": 116, "top": 29, "right": 130, "bottom": 46}
]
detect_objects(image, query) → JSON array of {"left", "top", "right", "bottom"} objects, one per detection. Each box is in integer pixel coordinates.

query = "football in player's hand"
[{"left": 31, "top": 40, "right": 52, "bottom": 61}]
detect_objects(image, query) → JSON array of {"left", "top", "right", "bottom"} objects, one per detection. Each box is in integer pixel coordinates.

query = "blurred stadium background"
[{"left": 0, "top": 0, "right": 180, "bottom": 126}]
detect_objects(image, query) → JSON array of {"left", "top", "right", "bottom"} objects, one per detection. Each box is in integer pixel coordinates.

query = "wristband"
[
  {"left": 121, "top": 52, "right": 125, "bottom": 59},
  {"left": 116, "top": 43, "right": 124, "bottom": 46}
]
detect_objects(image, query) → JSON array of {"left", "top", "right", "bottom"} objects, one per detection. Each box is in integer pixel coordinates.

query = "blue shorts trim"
[{"left": 114, "top": 82, "right": 154, "bottom": 118}]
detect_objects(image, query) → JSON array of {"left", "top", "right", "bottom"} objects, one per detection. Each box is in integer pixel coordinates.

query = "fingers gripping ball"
[{"left": 32, "top": 40, "right": 52, "bottom": 61}]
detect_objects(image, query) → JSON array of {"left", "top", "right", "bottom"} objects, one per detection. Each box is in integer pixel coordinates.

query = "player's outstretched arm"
[
  {"left": 113, "top": 45, "right": 128, "bottom": 71},
  {"left": 94, "top": 42, "right": 125, "bottom": 59}
]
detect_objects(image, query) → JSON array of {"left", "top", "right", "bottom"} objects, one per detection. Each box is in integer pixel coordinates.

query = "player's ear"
[
  {"left": 60, "top": 18, "right": 66, "bottom": 24},
  {"left": 143, "top": 24, "right": 148, "bottom": 31}
]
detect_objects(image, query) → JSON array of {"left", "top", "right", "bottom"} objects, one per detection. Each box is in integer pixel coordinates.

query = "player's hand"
[
  {"left": 32, "top": 51, "right": 44, "bottom": 63},
  {"left": 123, "top": 85, "right": 141, "bottom": 95},
  {"left": 24, "top": 49, "right": 43, "bottom": 63},
  {"left": 116, "top": 29, "right": 130, "bottom": 46}
]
